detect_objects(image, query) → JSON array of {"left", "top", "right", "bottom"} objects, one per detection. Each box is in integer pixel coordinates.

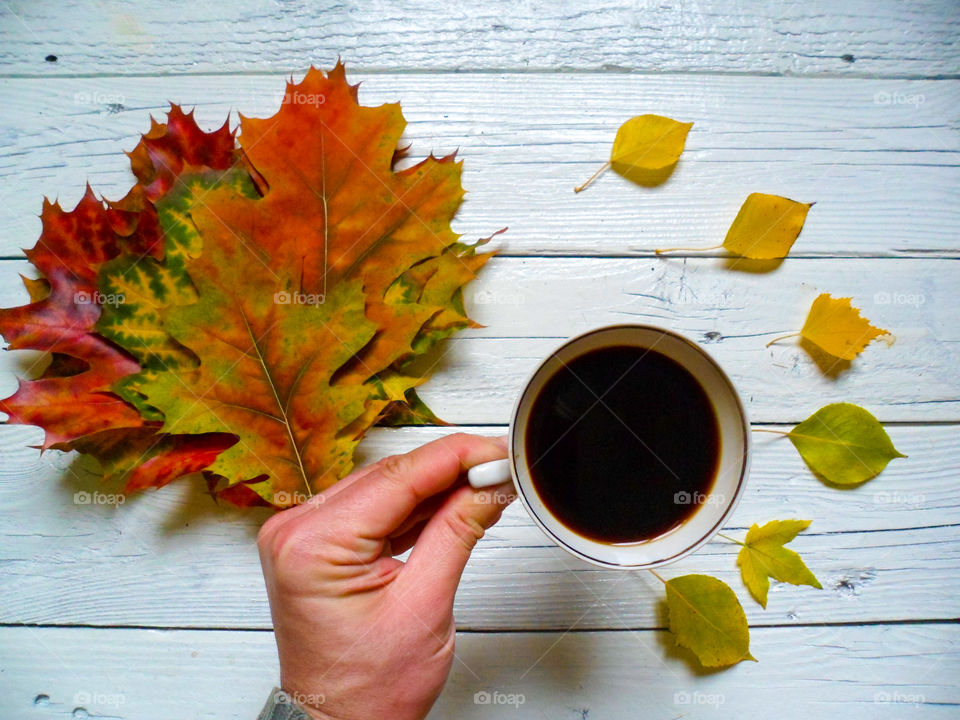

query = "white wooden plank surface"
[
  {"left": 1, "top": 625, "right": 956, "bottom": 720},
  {"left": 0, "top": 76, "right": 958, "bottom": 258},
  {"left": 4, "top": 257, "right": 957, "bottom": 423},
  {"left": 2, "top": 4, "right": 958, "bottom": 717},
  {"left": 2, "top": 0, "right": 959, "bottom": 77},
  {"left": 0, "top": 423, "right": 955, "bottom": 629}
]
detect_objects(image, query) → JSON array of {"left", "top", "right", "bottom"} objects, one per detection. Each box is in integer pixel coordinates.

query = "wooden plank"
[
  {"left": 2, "top": 0, "right": 959, "bottom": 77},
  {"left": 420, "top": 257, "right": 960, "bottom": 423},
  {"left": 0, "top": 423, "right": 955, "bottom": 629},
  {"left": 0, "top": 75, "right": 958, "bottom": 258},
  {"left": 0, "top": 625, "right": 956, "bottom": 719},
  {"left": 4, "top": 256, "right": 956, "bottom": 423}
]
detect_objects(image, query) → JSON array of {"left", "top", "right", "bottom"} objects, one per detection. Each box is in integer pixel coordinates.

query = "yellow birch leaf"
[
  {"left": 664, "top": 574, "right": 755, "bottom": 668},
  {"left": 800, "top": 293, "right": 889, "bottom": 361},
  {"left": 575, "top": 114, "right": 692, "bottom": 192},
  {"left": 735, "top": 519, "right": 822, "bottom": 608},
  {"left": 787, "top": 403, "right": 906, "bottom": 485},
  {"left": 722, "top": 193, "right": 814, "bottom": 259}
]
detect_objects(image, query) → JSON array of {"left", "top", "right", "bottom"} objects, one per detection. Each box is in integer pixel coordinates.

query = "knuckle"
[
  {"left": 378, "top": 452, "right": 415, "bottom": 484},
  {"left": 256, "top": 511, "right": 284, "bottom": 550},
  {"left": 260, "top": 518, "right": 326, "bottom": 567},
  {"left": 442, "top": 431, "right": 473, "bottom": 455},
  {"left": 445, "top": 508, "right": 485, "bottom": 552}
]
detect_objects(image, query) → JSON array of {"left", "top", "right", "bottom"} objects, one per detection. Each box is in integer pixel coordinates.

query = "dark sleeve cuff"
[{"left": 256, "top": 688, "right": 316, "bottom": 720}]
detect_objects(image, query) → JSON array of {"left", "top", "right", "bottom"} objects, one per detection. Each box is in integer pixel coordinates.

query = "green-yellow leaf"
[
  {"left": 735, "top": 520, "right": 822, "bottom": 608},
  {"left": 788, "top": 403, "right": 906, "bottom": 485},
  {"left": 664, "top": 574, "right": 755, "bottom": 668},
  {"left": 722, "top": 193, "right": 813, "bottom": 259},
  {"left": 575, "top": 114, "right": 692, "bottom": 192}
]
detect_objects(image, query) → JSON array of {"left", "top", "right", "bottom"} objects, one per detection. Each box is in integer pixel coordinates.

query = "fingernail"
[{"left": 491, "top": 434, "right": 509, "bottom": 449}]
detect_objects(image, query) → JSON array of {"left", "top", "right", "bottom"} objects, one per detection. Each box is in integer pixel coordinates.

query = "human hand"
[{"left": 256, "top": 433, "right": 514, "bottom": 720}]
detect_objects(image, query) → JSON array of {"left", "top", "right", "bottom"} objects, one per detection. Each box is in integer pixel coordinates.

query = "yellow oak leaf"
[
  {"left": 767, "top": 293, "right": 889, "bottom": 361},
  {"left": 575, "top": 114, "right": 692, "bottom": 192},
  {"left": 734, "top": 519, "right": 822, "bottom": 608}
]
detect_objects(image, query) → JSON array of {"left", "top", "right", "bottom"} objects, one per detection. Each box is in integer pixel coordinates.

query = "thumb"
[{"left": 402, "top": 482, "right": 514, "bottom": 607}]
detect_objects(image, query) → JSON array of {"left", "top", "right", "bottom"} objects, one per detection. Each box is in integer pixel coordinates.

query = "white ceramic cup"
[{"left": 467, "top": 325, "right": 750, "bottom": 569}]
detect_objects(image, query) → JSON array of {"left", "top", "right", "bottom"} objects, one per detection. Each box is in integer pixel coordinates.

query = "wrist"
[
  {"left": 257, "top": 686, "right": 336, "bottom": 720},
  {"left": 278, "top": 688, "right": 335, "bottom": 720}
]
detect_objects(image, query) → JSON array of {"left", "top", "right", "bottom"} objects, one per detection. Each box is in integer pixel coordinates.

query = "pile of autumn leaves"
[
  {"left": 576, "top": 114, "right": 906, "bottom": 668},
  {"left": 0, "top": 63, "right": 492, "bottom": 508}
]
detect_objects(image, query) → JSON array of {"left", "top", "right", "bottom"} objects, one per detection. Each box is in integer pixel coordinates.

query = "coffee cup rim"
[{"left": 505, "top": 324, "right": 751, "bottom": 569}]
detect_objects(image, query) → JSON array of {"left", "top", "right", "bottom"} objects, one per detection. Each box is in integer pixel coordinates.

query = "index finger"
[{"left": 325, "top": 432, "right": 508, "bottom": 539}]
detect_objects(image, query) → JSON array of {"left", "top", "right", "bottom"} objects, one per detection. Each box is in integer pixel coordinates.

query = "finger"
[
  {"left": 325, "top": 432, "right": 508, "bottom": 539},
  {"left": 387, "top": 518, "right": 429, "bottom": 556},
  {"left": 306, "top": 460, "right": 383, "bottom": 506},
  {"left": 269, "top": 434, "right": 507, "bottom": 526},
  {"left": 388, "top": 485, "right": 458, "bottom": 539},
  {"left": 261, "top": 461, "right": 384, "bottom": 532},
  {"left": 402, "top": 481, "right": 515, "bottom": 606}
]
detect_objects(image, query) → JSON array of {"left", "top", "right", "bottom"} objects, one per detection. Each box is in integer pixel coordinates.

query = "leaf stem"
[
  {"left": 655, "top": 243, "right": 723, "bottom": 255},
  {"left": 765, "top": 331, "right": 801, "bottom": 348},
  {"left": 648, "top": 569, "right": 667, "bottom": 584},
  {"left": 751, "top": 428, "right": 790, "bottom": 436},
  {"left": 574, "top": 161, "right": 611, "bottom": 193},
  {"left": 717, "top": 532, "right": 745, "bottom": 546}
]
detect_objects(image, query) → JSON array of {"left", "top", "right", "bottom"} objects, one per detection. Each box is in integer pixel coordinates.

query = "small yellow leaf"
[
  {"left": 610, "top": 114, "right": 693, "bottom": 182},
  {"left": 722, "top": 193, "right": 813, "bottom": 259},
  {"left": 664, "top": 574, "right": 755, "bottom": 668},
  {"left": 735, "top": 520, "right": 822, "bottom": 608},
  {"left": 800, "top": 293, "right": 889, "bottom": 361},
  {"left": 575, "top": 114, "right": 692, "bottom": 192}
]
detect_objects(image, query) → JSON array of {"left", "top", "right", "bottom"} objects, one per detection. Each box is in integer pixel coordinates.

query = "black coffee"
[{"left": 525, "top": 344, "right": 720, "bottom": 544}]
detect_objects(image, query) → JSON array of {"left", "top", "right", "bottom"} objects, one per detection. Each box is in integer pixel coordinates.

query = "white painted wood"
[
  {"left": 2, "top": 0, "right": 958, "bottom": 77},
  {"left": 4, "top": 256, "right": 955, "bottom": 423},
  {"left": 0, "top": 625, "right": 956, "bottom": 719},
  {"left": 0, "top": 75, "right": 957, "bottom": 258},
  {"left": 1, "top": 4, "right": 955, "bottom": 715},
  {"left": 0, "top": 423, "right": 954, "bottom": 629}
]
